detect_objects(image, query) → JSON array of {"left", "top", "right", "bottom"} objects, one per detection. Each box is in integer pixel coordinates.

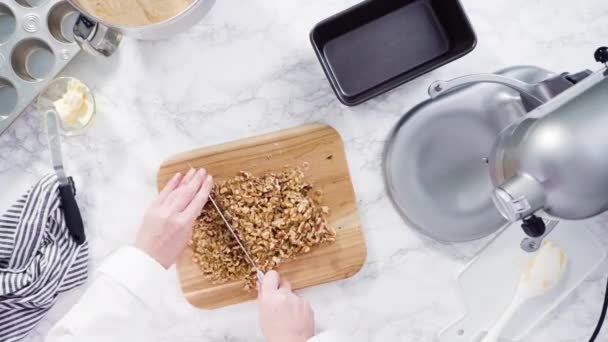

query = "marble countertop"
[{"left": 2, "top": 0, "right": 608, "bottom": 340}]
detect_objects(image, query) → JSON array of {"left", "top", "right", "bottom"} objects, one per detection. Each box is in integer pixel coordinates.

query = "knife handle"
[{"left": 58, "top": 178, "right": 86, "bottom": 245}]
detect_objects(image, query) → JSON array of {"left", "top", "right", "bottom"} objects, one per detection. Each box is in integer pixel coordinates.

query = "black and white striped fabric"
[{"left": 0, "top": 174, "right": 88, "bottom": 342}]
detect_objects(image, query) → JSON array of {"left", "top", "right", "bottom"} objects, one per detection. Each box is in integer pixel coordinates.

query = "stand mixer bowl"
[
  {"left": 67, "top": 0, "right": 215, "bottom": 40},
  {"left": 66, "top": 0, "right": 216, "bottom": 56}
]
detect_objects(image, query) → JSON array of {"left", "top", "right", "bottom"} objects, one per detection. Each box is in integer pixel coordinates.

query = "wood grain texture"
[{"left": 157, "top": 123, "right": 366, "bottom": 309}]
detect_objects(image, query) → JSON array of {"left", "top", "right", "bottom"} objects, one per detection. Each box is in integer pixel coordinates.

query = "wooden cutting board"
[{"left": 156, "top": 123, "right": 366, "bottom": 309}]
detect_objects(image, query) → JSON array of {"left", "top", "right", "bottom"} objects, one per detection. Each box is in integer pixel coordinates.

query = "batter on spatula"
[{"left": 482, "top": 241, "right": 568, "bottom": 342}]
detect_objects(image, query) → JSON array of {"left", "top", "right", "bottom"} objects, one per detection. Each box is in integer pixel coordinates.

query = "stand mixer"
[
  {"left": 429, "top": 47, "right": 608, "bottom": 252},
  {"left": 384, "top": 47, "right": 608, "bottom": 341}
]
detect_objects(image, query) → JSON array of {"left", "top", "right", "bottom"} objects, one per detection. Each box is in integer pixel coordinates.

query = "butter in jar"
[{"left": 53, "top": 79, "right": 94, "bottom": 129}]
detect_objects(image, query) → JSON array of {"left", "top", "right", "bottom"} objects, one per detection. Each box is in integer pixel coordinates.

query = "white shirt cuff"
[{"left": 96, "top": 246, "right": 170, "bottom": 309}]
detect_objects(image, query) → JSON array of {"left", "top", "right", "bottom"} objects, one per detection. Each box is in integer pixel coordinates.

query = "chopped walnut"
[{"left": 190, "top": 168, "right": 336, "bottom": 290}]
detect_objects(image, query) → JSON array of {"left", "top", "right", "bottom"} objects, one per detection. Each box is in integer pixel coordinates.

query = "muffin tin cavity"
[
  {"left": 15, "top": 0, "right": 50, "bottom": 9},
  {"left": 0, "top": 0, "right": 81, "bottom": 134},
  {"left": 11, "top": 38, "right": 56, "bottom": 81},
  {"left": 0, "top": 4, "right": 16, "bottom": 45},
  {"left": 48, "top": 2, "right": 79, "bottom": 43},
  {"left": 0, "top": 78, "right": 18, "bottom": 120}
]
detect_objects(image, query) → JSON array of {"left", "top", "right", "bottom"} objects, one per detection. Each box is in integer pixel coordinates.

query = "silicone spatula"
[{"left": 481, "top": 241, "right": 567, "bottom": 342}]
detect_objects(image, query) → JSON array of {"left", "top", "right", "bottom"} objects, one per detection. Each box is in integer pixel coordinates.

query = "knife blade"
[
  {"left": 46, "top": 110, "right": 69, "bottom": 185},
  {"left": 208, "top": 195, "right": 264, "bottom": 283},
  {"left": 46, "top": 110, "right": 86, "bottom": 245}
]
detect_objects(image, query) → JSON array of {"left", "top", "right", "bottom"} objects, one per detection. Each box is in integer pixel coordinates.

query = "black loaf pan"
[{"left": 310, "top": 0, "right": 477, "bottom": 106}]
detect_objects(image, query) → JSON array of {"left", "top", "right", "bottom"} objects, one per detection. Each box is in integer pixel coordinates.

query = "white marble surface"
[{"left": 2, "top": 0, "right": 608, "bottom": 340}]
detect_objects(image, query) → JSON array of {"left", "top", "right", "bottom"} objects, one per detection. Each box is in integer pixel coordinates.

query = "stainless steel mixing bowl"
[{"left": 66, "top": 0, "right": 215, "bottom": 56}]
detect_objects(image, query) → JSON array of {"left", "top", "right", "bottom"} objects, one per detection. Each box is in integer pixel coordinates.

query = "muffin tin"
[{"left": 0, "top": 0, "right": 81, "bottom": 134}]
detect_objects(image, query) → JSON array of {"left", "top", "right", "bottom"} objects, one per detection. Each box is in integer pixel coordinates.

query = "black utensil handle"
[{"left": 58, "top": 181, "right": 86, "bottom": 245}]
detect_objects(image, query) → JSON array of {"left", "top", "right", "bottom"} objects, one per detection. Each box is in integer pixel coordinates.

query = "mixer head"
[
  {"left": 426, "top": 48, "right": 608, "bottom": 251},
  {"left": 488, "top": 48, "right": 608, "bottom": 251}
]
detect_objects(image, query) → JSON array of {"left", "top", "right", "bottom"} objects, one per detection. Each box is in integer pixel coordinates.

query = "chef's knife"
[
  {"left": 46, "top": 110, "right": 86, "bottom": 245},
  {"left": 208, "top": 195, "right": 264, "bottom": 283}
]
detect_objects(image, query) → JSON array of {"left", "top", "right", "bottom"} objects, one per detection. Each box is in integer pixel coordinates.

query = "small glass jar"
[{"left": 36, "top": 77, "right": 96, "bottom": 136}]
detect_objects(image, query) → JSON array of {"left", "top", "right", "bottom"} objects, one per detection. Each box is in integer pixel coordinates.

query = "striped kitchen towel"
[{"left": 0, "top": 174, "right": 88, "bottom": 342}]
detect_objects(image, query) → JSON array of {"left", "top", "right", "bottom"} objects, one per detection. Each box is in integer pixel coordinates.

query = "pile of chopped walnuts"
[{"left": 189, "top": 168, "right": 336, "bottom": 290}]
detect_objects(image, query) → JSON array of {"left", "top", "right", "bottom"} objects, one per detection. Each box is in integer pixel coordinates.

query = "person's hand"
[
  {"left": 258, "top": 270, "right": 315, "bottom": 342},
  {"left": 135, "top": 168, "right": 213, "bottom": 269}
]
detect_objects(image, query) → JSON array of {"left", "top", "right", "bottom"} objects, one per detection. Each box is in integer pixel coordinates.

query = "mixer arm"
[{"left": 428, "top": 74, "right": 553, "bottom": 107}]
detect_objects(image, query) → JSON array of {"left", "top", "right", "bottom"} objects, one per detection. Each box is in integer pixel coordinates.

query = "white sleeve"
[
  {"left": 307, "top": 330, "right": 351, "bottom": 342},
  {"left": 45, "top": 246, "right": 171, "bottom": 342}
]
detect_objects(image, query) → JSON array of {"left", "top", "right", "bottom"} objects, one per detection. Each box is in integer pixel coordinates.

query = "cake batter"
[{"left": 76, "top": 0, "right": 193, "bottom": 26}]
